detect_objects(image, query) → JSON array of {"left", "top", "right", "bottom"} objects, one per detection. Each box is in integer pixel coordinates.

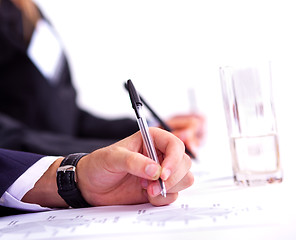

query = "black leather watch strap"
[{"left": 56, "top": 153, "right": 92, "bottom": 208}]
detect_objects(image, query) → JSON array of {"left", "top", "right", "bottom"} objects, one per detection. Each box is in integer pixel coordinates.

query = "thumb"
[{"left": 103, "top": 146, "right": 162, "bottom": 180}]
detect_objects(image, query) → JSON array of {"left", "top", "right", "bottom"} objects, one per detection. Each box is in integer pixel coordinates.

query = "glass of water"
[{"left": 219, "top": 61, "right": 283, "bottom": 186}]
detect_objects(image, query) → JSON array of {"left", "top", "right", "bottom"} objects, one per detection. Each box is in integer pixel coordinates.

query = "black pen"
[
  {"left": 126, "top": 80, "right": 166, "bottom": 197},
  {"left": 124, "top": 81, "right": 196, "bottom": 159}
]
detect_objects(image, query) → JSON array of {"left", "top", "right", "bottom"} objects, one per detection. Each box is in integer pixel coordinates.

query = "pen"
[
  {"left": 124, "top": 82, "right": 196, "bottom": 159},
  {"left": 126, "top": 80, "right": 167, "bottom": 197}
]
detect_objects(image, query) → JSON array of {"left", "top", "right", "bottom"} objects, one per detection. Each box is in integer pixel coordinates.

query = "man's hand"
[{"left": 22, "top": 128, "right": 194, "bottom": 208}]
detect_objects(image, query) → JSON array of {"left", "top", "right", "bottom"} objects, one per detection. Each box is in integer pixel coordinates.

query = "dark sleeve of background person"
[{"left": 0, "top": 112, "right": 127, "bottom": 156}]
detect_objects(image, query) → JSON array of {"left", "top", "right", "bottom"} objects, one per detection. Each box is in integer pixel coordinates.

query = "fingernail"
[
  {"left": 161, "top": 168, "right": 171, "bottom": 181},
  {"left": 145, "top": 164, "right": 161, "bottom": 179}
]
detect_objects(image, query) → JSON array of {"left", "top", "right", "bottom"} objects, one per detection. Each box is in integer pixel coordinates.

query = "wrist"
[
  {"left": 75, "top": 153, "right": 96, "bottom": 206},
  {"left": 22, "top": 157, "right": 68, "bottom": 208}
]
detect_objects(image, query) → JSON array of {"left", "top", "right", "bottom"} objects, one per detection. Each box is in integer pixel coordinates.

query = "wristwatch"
[{"left": 56, "top": 153, "right": 92, "bottom": 208}]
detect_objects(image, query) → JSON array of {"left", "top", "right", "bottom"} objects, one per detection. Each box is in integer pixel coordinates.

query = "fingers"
[
  {"left": 101, "top": 145, "right": 162, "bottom": 181},
  {"left": 90, "top": 128, "right": 187, "bottom": 184},
  {"left": 144, "top": 171, "right": 194, "bottom": 206},
  {"left": 160, "top": 148, "right": 192, "bottom": 187},
  {"left": 138, "top": 130, "right": 194, "bottom": 206},
  {"left": 86, "top": 128, "right": 194, "bottom": 207},
  {"left": 167, "top": 114, "right": 205, "bottom": 146},
  {"left": 148, "top": 193, "right": 179, "bottom": 206},
  {"left": 166, "top": 114, "right": 204, "bottom": 133},
  {"left": 146, "top": 169, "right": 194, "bottom": 197},
  {"left": 165, "top": 171, "right": 194, "bottom": 193},
  {"left": 149, "top": 128, "right": 186, "bottom": 168},
  {"left": 145, "top": 128, "right": 193, "bottom": 193}
]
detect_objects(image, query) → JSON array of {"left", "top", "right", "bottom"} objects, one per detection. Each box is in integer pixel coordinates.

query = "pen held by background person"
[{"left": 124, "top": 82, "right": 206, "bottom": 160}]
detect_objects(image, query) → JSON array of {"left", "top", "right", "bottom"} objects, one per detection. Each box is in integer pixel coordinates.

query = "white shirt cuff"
[{"left": 0, "top": 156, "right": 60, "bottom": 212}]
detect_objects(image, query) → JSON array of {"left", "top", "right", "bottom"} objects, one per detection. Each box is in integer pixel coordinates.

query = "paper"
[
  {"left": 0, "top": 162, "right": 296, "bottom": 240},
  {"left": 0, "top": 200, "right": 272, "bottom": 240}
]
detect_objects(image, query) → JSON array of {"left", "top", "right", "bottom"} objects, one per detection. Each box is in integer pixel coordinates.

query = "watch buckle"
[{"left": 57, "top": 165, "right": 77, "bottom": 182}]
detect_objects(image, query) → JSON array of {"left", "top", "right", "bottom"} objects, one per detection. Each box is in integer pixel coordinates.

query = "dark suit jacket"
[
  {"left": 0, "top": 0, "right": 138, "bottom": 156},
  {"left": 0, "top": 148, "right": 44, "bottom": 216}
]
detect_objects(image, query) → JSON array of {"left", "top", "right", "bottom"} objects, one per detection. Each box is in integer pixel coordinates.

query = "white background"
[{"left": 33, "top": 0, "right": 296, "bottom": 174}]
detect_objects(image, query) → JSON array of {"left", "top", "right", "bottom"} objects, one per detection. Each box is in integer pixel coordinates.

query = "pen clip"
[{"left": 126, "top": 79, "right": 142, "bottom": 119}]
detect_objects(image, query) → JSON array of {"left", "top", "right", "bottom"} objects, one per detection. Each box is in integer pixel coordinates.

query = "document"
[{"left": 0, "top": 162, "right": 295, "bottom": 240}]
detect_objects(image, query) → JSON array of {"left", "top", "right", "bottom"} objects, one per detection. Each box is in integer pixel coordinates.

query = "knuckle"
[
  {"left": 185, "top": 154, "right": 192, "bottom": 169},
  {"left": 186, "top": 171, "right": 195, "bottom": 187},
  {"left": 177, "top": 137, "right": 186, "bottom": 152}
]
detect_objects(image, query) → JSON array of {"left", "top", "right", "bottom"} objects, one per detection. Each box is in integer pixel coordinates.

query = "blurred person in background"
[{"left": 0, "top": 0, "right": 205, "bottom": 156}]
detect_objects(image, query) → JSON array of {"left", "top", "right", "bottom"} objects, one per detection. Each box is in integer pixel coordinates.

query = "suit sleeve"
[
  {"left": 0, "top": 148, "right": 44, "bottom": 197},
  {"left": 0, "top": 112, "right": 119, "bottom": 156},
  {"left": 77, "top": 110, "right": 138, "bottom": 140}
]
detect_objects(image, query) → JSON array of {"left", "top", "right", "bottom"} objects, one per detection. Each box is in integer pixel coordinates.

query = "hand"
[
  {"left": 77, "top": 127, "right": 193, "bottom": 206},
  {"left": 23, "top": 128, "right": 193, "bottom": 207},
  {"left": 166, "top": 114, "right": 205, "bottom": 157}
]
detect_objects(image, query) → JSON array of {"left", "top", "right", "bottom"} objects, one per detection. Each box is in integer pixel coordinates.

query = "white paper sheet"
[{"left": 1, "top": 162, "right": 295, "bottom": 240}]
